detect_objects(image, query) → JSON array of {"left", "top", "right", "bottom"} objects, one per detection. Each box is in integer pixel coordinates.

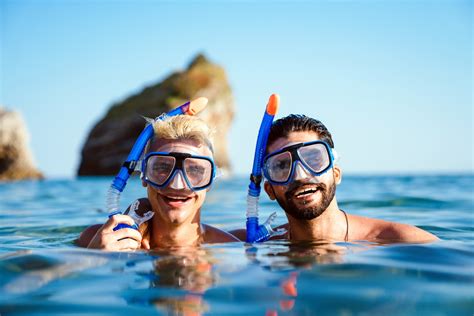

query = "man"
[
  {"left": 77, "top": 115, "right": 238, "bottom": 250},
  {"left": 236, "top": 114, "right": 438, "bottom": 243}
]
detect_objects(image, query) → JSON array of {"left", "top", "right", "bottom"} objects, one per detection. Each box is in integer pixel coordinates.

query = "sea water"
[{"left": 0, "top": 175, "right": 473, "bottom": 315}]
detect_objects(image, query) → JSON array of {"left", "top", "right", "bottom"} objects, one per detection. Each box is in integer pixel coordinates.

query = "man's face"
[
  {"left": 264, "top": 131, "right": 341, "bottom": 220},
  {"left": 144, "top": 138, "right": 212, "bottom": 225}
]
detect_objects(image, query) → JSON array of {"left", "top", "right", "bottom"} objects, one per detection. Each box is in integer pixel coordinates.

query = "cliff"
[
  {"left": 0, "top": 107, "right": 43, "bottom": 181},
  {"left": 77, "top": 54, "right": 235, "bottom": 175}
]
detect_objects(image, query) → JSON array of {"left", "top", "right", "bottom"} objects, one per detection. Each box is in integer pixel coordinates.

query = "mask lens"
[
  {"left": 145, "top": 155, "right": 176, "bottom": 185},
  {"left": 266, "top": 151, "right": 292, "bottom": 183},
  {"left": 183, "top": 157, "right": 213, "bottom": 188},
  {"left": 298, "top": 143, "right": 331, "bottom": 173}
]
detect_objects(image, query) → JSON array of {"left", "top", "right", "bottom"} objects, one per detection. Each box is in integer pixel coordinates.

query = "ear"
[
  {"left": 264, "top": 181, "right": 276, "bottom": 200},
  {"left": 142, "top": 179, "right": 147, "bottom": 187},
  {"left": 333, "top": 165, "right": 342, "bottom": 185}
]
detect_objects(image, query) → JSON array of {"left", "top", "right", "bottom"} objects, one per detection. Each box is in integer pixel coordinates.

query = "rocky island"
[
  {"left": 0, "top": 108, "right": 43, "bottom": 181},
  {"left": 78, "top": 54, "right": 235, "bottom": 176}
]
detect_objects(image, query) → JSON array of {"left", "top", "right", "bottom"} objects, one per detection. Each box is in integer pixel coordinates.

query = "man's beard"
[{"left": 274, "top": 179, "right": 336, "bottom": 220}]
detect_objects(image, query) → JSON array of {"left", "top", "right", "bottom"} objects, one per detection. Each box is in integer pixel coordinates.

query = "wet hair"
[
  {"left": 146, "top": 115, "right": 214, "bottom": 153},
  {"left": 267, "top": 114, "right": 334, "bottom": 152}
]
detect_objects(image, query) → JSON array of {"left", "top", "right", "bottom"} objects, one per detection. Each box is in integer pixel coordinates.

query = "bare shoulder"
[
  {"left": 228, "top": 224, "right": 290, "bottom": 242},
  {"left": 75, "top": 224, "right": 102, "bottom": 247},
  {"left": 202, "top": 224, "right": 240, "bottom": 243},
  {"left": 228, "top": 228, "right": 246, "bottom": 241},
  {"left": 348, "top": 213, "right": 438, "bottom": 243}
]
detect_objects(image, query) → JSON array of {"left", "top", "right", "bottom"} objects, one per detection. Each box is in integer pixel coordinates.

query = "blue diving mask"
[
  {"left": 141, "top": 152, "right": 216, "bottom": 191},
  {"left": 263, "top": 140, "right": 336, "bottom": 185}
]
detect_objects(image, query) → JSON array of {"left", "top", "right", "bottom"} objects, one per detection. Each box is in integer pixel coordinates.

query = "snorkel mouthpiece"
[
  {"left": 107, "top": 97, "right": 208, "bottom": 230},
  {"left": 246, "top": 94, "right": 281, "bottom": 242}
]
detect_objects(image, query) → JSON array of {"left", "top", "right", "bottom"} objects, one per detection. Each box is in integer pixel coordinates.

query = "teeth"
[
  {"left": 295, "top": 188, "right": 317, "bottom": 196},
  {"left": 167, "top": 196, "right": 189, "bottom": 200}
]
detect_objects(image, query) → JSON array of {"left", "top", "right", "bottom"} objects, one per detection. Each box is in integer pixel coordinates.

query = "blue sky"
[{"left": 1, "top": 0, "right": 472, "bottom": 177}]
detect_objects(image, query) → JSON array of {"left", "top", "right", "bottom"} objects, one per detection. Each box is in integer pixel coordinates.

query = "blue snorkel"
[
  {"left": 246, "top": 94, "right": 283, "bottom": 242},
  {"left": 106, "top": 97, "right": 208, "bottom": 230}
]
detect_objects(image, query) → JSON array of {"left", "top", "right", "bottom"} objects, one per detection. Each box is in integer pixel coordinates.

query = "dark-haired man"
[{"left": 234, "top": 114, "right": 437, "bottom": 243}]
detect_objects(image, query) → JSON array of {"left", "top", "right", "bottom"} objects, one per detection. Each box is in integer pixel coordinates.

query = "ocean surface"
[{"left": 0, "top": 174, "right": 473, "bottom": 315}]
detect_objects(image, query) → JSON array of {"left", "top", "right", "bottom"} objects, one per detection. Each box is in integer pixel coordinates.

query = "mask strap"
[{"left": 332, "top": 149, "right": 340, "bottom": 163}]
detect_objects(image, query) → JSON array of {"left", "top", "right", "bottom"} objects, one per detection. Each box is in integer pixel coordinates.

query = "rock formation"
[
  {"left": 78, "top": 54, "right": 235, "bottom": 175},
  {"left": 0, "top": 107, "right": 43, "bottom": 181}
]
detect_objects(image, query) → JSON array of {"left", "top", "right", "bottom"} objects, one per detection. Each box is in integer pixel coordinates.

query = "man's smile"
[
  {"left": 158, "top": 191, "right": 195, "bottom": 208},
  {"left": 287, "top": 183, "right": 325, "bottom": 201},
  {"left": 293, "top": 186, "right": 320, "bottom": 198}
]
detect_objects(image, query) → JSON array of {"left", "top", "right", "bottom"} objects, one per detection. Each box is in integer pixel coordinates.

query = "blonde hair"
[{"left": 146, "top": 115, "right": 214, "bottom": 153}]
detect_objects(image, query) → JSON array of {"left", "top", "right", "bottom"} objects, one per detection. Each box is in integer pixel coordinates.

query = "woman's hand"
[{"left": 87, "top": 214, "right": 143, "bottom": 251}]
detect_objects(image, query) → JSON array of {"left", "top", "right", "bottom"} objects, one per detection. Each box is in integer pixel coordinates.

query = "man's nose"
[
  {"left": 168, "top": 170, "right": 188, "bottom": 189},
  {"left": 292, "top": 161, "right": 311, "bottom": 181}
]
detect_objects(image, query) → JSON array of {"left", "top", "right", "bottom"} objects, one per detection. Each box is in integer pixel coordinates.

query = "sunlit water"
[{"left": 0, "top": 175, "right": 473, "bottom": 315}]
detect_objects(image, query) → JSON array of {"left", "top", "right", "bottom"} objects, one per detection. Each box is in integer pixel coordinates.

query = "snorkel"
[
  {"left": 246, "top": 94, "right": 282, "bottom": 242},
  {"left": 106, "top": 97, "right": 208, "bottom": 230}
]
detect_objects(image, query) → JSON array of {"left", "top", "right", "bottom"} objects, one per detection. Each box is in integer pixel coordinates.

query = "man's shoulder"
[
  {"left": 348, "top": 213, "right": 438, "bottom": 243},
  {"left": 202, "top": 224, "right": 240, "bottom": 243}
]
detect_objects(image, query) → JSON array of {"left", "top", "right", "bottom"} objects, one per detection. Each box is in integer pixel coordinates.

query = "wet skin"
[
  {"left": 78, "top": 138, "right": 238, "bottom": 251},
  {"left": 263, "top": 132, "right": 340, "bottom": 221},
  {"left": 145, "top": 139, "right": 211, "bottom": 228},
  {"left": 231, "top": 130, "right": 438, "bottom": 243}
]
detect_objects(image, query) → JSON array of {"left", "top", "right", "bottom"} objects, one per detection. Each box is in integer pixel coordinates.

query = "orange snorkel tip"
[
  {"left": 186, "top": 97, "right": 208, "bottom": 115},
  {"left": 266, "top": 94, "right": 279, "bottom": 115}
]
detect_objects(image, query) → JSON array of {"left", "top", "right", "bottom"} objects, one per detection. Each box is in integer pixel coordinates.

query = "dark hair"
[{"left": 267, "top": 114, "right": 335, "bottom": 151}]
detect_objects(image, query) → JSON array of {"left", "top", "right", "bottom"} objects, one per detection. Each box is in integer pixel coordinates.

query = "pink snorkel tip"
[{"left": 186, "top": 97, "right": 208, "bottom": 115}]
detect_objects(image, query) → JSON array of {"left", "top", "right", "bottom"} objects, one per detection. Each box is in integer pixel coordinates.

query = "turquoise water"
[{"left": 0, "top": 175, "right": 473, "bottom": 315}]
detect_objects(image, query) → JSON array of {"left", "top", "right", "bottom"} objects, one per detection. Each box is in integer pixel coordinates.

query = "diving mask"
[
  {"left": 141, "top": 151, "right": 216, "bottom": 191},
  {"left": 263, "top": 140, "right": 337, "bottom": 185}
]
